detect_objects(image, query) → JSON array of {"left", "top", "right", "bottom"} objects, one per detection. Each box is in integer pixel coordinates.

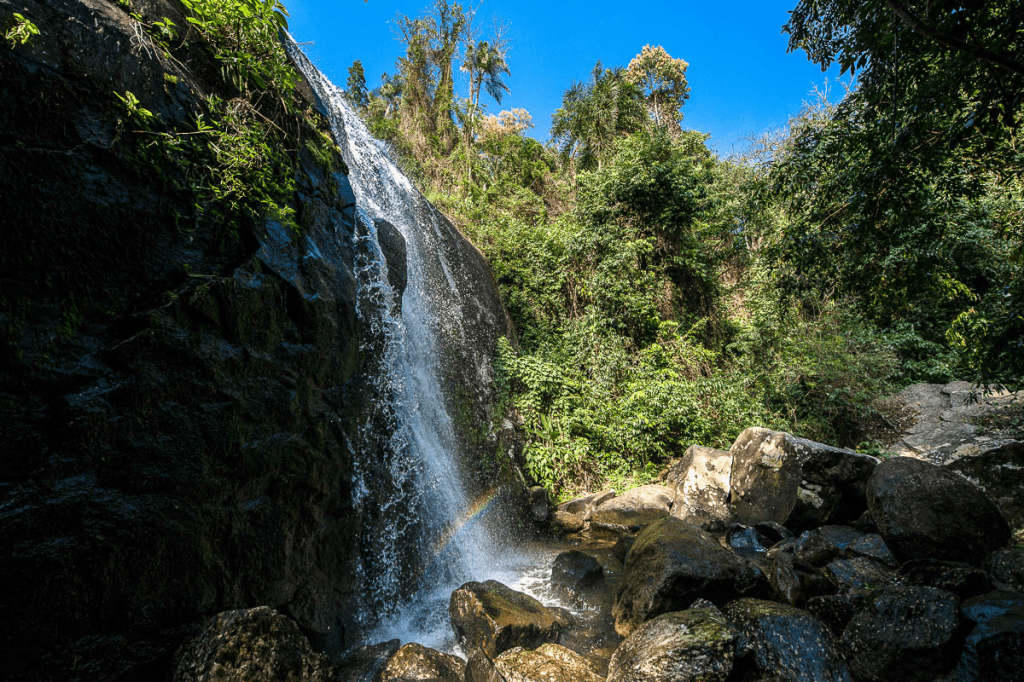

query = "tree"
[
  {"left": 462, "top": 38, "right": 511, "bottom": 109},
  {"left": 785, "top": 0, "right": 1024, "bottom": 131},
  {"left": 781, "top": 0, "right": 1024, "bottom": 384},
  {"left": 550, "top": 62, "right": 646, "bottom": 172},
  {"left": 625, "top": 45, "right": 690, "bottom": 131},
  {"left": 346, "top": 59, "right": 369, "bottom": 111}
]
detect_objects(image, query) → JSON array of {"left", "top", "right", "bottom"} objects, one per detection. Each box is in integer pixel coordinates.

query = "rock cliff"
[{"left": 0, "top": 1, "right": 514, "bottom": 678}]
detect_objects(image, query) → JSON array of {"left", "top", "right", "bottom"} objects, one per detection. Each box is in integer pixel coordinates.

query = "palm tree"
[
  {"left": 551, "top": 62, "right": 645, "bottom": 173},
  {"left": 462, "top": 39, "right": 511, "bottom": 109}
]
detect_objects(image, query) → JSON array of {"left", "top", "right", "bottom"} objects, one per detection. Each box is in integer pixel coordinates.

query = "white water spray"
[{"left": 288, "top": 44, "right": 516, "bottom": 650}]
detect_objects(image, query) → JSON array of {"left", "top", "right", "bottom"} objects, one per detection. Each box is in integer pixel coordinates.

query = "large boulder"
[
  {"left": 591, "top": 485, "right": 675, "bottom": 532},
  {"left": 377, "top": 643, "right": 465, "bottom": 682},
  {"left": 729, "top": 428, "right": 878, "bottom": 530},
  {"left": 612, "top": 517, "right": 767, "bottom": 636},
  {"left": 172, "top": 607, "right": 334, "bottom": 682},
  {"left": 490, "top": 644, "right": 603, "bottom": 682},
  {"left": 865, "top": 457, "right": 1011, "bottom": 565},
  {"left": 984, "top": 548, "right": 1024, "bottom": 593},
  {"left": 723, "top": 599, "right": 851, "bottom": 682},
  {"left": 449, "top": 581, "right": 566, "bottom": 659},
  {"left": 668, "top": 445, "right": 735, "bottom": 529},
  {"left": 550, "top": 551, "right": 604, "bottom": 597},
  {"left": 840, "top": 586, "right": 960, "bottom": 682},
  {"left": 606, "top": 609, "right": 739, "bottom": 682}
]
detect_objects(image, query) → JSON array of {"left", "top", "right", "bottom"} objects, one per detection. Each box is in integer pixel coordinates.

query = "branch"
[{"left": 884, "top": 0, "right": 1024, "bottom": 78}]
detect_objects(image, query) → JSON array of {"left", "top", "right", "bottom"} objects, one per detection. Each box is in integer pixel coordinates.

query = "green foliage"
[
  {"left": 180, "top": 0, "right": 296, "bottom": 96},
  {"left": 4, "top": 12, "right": 39, "bottom": 48}
]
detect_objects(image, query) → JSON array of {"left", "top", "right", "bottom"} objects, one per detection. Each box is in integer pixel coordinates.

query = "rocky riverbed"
[{"left": 172, "top": 420, "right": 1024, "bottom": 682}]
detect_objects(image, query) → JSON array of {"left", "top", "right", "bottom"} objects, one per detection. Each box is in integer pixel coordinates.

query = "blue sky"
[{"left": 284, "top": 0, "right": 846, "bottom": 157}]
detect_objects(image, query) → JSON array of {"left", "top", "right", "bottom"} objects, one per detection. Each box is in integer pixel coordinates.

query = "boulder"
[
  {"left": 591, "top": 485, "right": 675, "bottom": 532},
  {"left": 768, "top": 554, "right": 837, "bottom": 606},
  {"left": 551, "top": 551, "right": 604, "bottom": 596},
  {"left": 984, "top": 548, "right": 1024, "bottom": 593},
  {"left": 449, "top": 581, "right": 565, "bottom": 659},
  {"left": 337, "top": 640, "right": 402, "bottom": 682},
  {"left": 840, "top": 586, "right": 960, "bottom": 682},
  {"left": 491, "top": 644, "right": 603, "bottom": 682},
  {"left": 669, "top": 445, "right": 735, "bottom": 529},
  {"left": 172, "top": 607, "right": 334, "bottom": 682},
  {"left": 377, "top": 643, "right": 465, "bottom": 682},
  {"left": 551, "top": 511, "right": 586, "bottom": 533},
  {"left": 866, "top": 457, "right": 1011, "bottom": 565},
  {"left": 612, "top": 517, "right": 767, "bottom": 636},
  {"left": 900, "top": 559, "right": 992, "bottom": 599},
  {"left": 556, "top": 489, "right": 616, "bottom": 517},
  {"left": 606, "top": 608, "right": 738, "bottom": 682},
  {"left": 947, "top": 440, "right": 1024, "bottom": 532},
  {"left": 726, "top": 524, "right": 776, "bottom": 558},
  {"left": 526, "top": 487, "right": 550, "bottom": 524},
  {"left": 729, "top": 428, "right": 878, "bottom": 530},
  {"left": 723, "top": 599, "right": 851, "bottom": 682},
  {"left": 823, "top": 557, "right": 897, "bottom": 592},
  {"left": 805, "top": 594, "right": 866, "bottom": 639},
  {"left": 950, "top": 591, "right": 1024, "bottom": 682},
  {"left": 793, "top": 526, "right": 867, "bottom": 566}
]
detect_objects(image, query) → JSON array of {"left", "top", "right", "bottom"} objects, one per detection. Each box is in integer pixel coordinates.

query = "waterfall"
[{"left": 288, "top": 45, "right": 511, "bottom": 650}]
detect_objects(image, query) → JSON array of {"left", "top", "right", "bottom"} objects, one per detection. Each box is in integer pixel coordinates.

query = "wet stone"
[
  {"left": 840, "top": 585, "right": 960, "bottom": 682},
  {"left": 824, "top": 556, "right": 897, "bottom": 592},
  {"left": 607, "top": 609, "right": 739, "bottom": 682},
  {"left": 377, "top": 643, "right": 465, "bottom": 682},
  {"left": 449, "top": 581, "right": 565, "bottom": 659},
  {"left": 724, "top": 599, "right": 851, "bottom": 682},
  {"left": 613, "top": 517, "right": 768, "bottom": 637},
  {"left": 950, "top": 591, "right": 1024, "bottom": 682},
  {"left": 493, "top": 644, "right": 604, "bottom": 682},
  {"left": 551, "top": 550, "right": 604, "bottom": 596},
  {"left": 900, "top": 559, "right": 992, "bottom": 599}
]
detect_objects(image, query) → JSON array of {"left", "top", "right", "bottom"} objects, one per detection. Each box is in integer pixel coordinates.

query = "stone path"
[{"left": 886, "top": 381, "right": 1023, "bottom": 465}]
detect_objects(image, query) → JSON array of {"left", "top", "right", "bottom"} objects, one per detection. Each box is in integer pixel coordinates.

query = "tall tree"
[
  {"left": 551, "top": 62, "right": 645, "bottom": 172},
  {"left": 346, "top": 59, "right": 369, "bottom": 111},
  {"left": 625, "top": 45, "right": 690, "bottom": 131},
  {"left": 462, "top": 38, "right": 511, "bottom": 109}
]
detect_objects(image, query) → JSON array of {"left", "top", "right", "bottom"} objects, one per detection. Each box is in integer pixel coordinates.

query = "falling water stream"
[{"left": 287, "top": 45, "right": 586, "bottom": 653}]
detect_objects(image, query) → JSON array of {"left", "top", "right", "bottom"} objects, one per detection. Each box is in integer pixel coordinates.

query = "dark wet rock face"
[
  {"left": 0, "top": 0, "right": 514, "bottom": 677},
  {"left": 551, "top": 550, "right": 604, "bottom": 596},
  {"left": 724, "top": 599, "right": 851, "bottom": 682},
  {"left": 840, "top": 586, "right": 960, "bottom": 682},
  {"left": 984, "top": 548, "right": 1024, "bottom": 593},
  {"left": 900, "top": 559, "right": 992, "bottom": 599},
  {"left": 449, "top": 581, "right": 566, "bottom": 659},
  {"left": 172, "top": 607, "right": 334, "bottom": 682},
  {"left": 606, "top": 609, "right": 738, "bottom": 682},
  {"left": 866, "top": 457, "right": 1011, "bottom": 565},
  {"left": 335, "top": 640, "right": 403, "bottom": 682},
  {"left": 612, "top": 517, "right": 767, "bottom": 636},
  {"left": 951, "top": 591, "right": 1024, "bottom": 682}
]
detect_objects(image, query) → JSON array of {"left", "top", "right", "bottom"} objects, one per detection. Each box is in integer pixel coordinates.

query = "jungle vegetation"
[{"left": 345, "top": 0, "right": 1023, "bottom": 498}]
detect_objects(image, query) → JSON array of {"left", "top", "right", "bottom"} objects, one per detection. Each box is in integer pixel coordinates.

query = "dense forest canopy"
[{"left": 344, "top": 0, "right": 1021, "bottom": 498}]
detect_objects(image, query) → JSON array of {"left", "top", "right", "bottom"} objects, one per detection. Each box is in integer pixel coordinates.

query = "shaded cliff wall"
[{"left": 1, "top": 0, "right": 386, "bottom": 678}]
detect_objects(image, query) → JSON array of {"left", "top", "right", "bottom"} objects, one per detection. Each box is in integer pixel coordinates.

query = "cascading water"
[{"left": 288, "top": 44, "right": 525, "bottom": 650}]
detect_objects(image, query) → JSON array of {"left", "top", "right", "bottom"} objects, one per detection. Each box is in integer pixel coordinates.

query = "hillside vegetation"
[{"left": 343, "top": 0, "right": 1024, "bottom": 500}]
